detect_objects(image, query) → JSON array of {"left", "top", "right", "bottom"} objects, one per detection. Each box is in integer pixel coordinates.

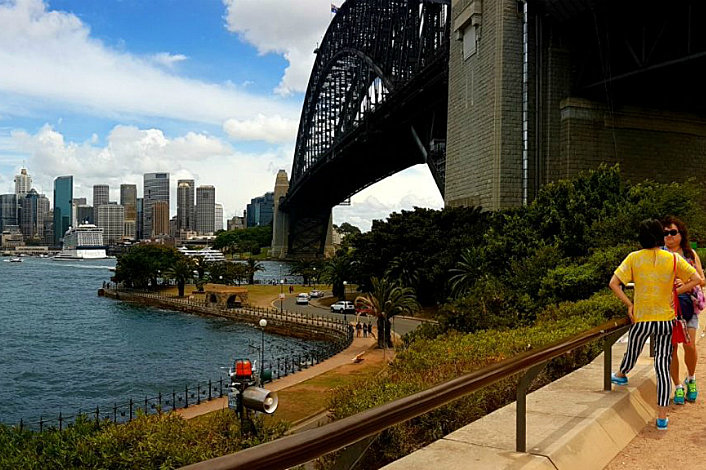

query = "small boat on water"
[{"left": 9, "top": 257, "right": 22, "bottom": 263}]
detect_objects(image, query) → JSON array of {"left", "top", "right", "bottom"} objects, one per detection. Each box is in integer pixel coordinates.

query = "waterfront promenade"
[{"left": 382, "top": 326, "right": 706, "bottom": 470}]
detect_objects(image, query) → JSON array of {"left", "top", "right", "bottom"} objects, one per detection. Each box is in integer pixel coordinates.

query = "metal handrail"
[{"left": 182, "top": 317, "right": 630, "bottom": 470}]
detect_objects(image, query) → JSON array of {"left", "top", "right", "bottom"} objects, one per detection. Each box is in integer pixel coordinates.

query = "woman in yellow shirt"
[{"left": 609, "top": 219, "right": 699, "bottom": 430}]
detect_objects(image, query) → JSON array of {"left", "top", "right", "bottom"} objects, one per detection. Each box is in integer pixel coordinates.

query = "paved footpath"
[
  {"left": 177, "top": 333, "right": 377, "bottom": 420},
  {"left": 605, "top": 329, "right": 706, "bottom": 469}
]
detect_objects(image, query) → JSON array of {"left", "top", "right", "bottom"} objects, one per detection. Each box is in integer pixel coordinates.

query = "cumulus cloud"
[
  {"left": 223, "top": 0, "right": 331, "bottom": 95},
  {"left": 223, "top": 114, "right": 298, "bottom": 143},
  {"left": 333, "top": 165, "right": 444, "bottom": 232},
  {"left": 150, "top": 52, "right": 188, "bottom": 68},
  {"left": 9, "top": 124, "right": 292, "bottom": 214},
  {"left": 0, "top": 0, "right": 298, "bottom": 127}
]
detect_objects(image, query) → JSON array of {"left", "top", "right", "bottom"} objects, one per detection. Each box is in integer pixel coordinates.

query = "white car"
[
  {"left": 309, "top": 289, "right": 325, "bottom": 298},
  {"left": 296, "top": 293, "right": 310, "bottom": 305},
  {"left": 330, "top": 301, "right": 355, "bottom": 313}
]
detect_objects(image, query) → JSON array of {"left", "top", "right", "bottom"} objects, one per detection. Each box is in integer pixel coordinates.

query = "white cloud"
[
  {"left": 150, "top": 52, "right": 188, "bottom": 68},
  {"left": 223, "top": 114, "right": 298, "bottom": 143},
  {"left": 0, "top": 0, "right": 298, "bottom": 128},
  {"left": 333, "top": 165, "right": 444, "bottom": 232},
  {"left": 8, "top": 124, "right": 291, "bottom": 216},
  {"left": 223, "top": 0, "right": 331, "bottom": 95}
]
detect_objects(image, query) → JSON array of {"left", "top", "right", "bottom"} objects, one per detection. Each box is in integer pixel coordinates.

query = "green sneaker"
[
  {"left": 674, "top": 386, "right": 686, "bottom": 405},
  {"left": 686, "top": 379, "right": 698, "bottom": 402}
]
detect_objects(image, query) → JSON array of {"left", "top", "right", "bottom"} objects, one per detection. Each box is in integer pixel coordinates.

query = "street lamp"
[
  {"left": 259, "top": 318, "right": 267, "bottom": 378},
  {"left": 279, "top": 279, "right": 285, "bottom": 313},
  {"left": 342, "top": 281, "right": 348, "bottom": 324}
]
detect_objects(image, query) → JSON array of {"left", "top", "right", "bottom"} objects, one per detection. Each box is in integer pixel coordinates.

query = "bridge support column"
[{"left": 271, "top": 170, "right": 290, "bottom": 259}]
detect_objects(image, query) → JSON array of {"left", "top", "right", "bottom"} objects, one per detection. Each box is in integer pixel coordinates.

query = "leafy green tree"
[
  {"left": 114, "top": 244, "right": 182, "bottom": 289},
  {"left": 166, "top": 257, "right": 195, "bottom": 297},
  {"left": 212, "top": 226, "right": 273, "bottom": 256},
  {"left": 289, "top": 259, "right": 325, "bottom": 286},
  {"left": 355, "top": 277, "right": 420, "bottom": 349}
]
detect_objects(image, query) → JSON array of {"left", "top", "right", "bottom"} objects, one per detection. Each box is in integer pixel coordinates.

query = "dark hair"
[
  {"left": 663, "top": 215, "right": 694, "bottom": 260},
  {"left": 638, "top": 219, "right": 664, "bottom": 249}
]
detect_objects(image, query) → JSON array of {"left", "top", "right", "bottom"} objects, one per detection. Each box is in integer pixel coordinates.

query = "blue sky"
[{"left": 0, "top": 0, "right": 442, "bottom": 231}]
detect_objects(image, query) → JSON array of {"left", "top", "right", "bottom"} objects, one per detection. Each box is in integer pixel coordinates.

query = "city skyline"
[{"left": 0, "top": 0, "right": 443, "bottom": 232}]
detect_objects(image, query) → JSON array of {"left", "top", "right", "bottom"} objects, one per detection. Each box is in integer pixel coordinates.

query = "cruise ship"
[{"left": 53, "top": 224, "right": 107, "bottom": 260}]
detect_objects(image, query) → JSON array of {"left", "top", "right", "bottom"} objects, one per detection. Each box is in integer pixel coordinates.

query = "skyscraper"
[
  {"left": 120, "top": 184, "right": 137, "bottom": 240},
  {"left": 97, "top": 203, "right": 125, "bottom": 245},
  {"left": 22, "top": 189, "right": 50, "bottom": 241},
  {"left": 14, "top": 168, "right": 31, "bottom": 197},
  {"left": 93, "top": 184, "right": 109, "bottom": 225},
  {"left": 195, "top": 185, "right": 215, "bottom": 235},
  {"left": 246, "top": 192, "right": 274, "bottom": 227},
  {"left": 177, "top": 179, "right": 195, "bottom": 232},
  {"left": 53, "top": 176, "right": 73, "bottom": 245},
  {"left": 136, "top": 198, "right": 143, "bottom": 240},
  {"left": 214, "top": 203, "right": 223, "bottom": 232},
  {"left": 143, "top": 173, "right": 169, "bottom": 238},
  {"left": 152, "top": 200, "right": 170, "bottom": 237},
  {"left": 0, "top": 194, "right": 18, "bottom": 231}
]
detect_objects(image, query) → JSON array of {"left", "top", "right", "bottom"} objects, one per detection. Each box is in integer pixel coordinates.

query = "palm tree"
[
  {"left": 448, "top": 246, "right": 486, "bottom": 298},
  {"left": 166, "top": 257, "right": 195, "bottom": 297},
  {"left": 323, "top": 254, "right": 353, "bottom": 299},
  {"left": 245, "top": 258, "right": 264, "bottom": 285},
  {"left": 355, "top": 276, "right": 420, "bottom": 350}
]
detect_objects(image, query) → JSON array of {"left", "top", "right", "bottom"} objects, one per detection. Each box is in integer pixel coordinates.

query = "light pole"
[
  {"left": 259, "top": 318, "right": 267, "bottom": 379},
  {"left": 280, "top": 279, "right": 285, "bottom": 313},
  {"left": 342, "top": 281, "right": 348, "bottom": 325}
]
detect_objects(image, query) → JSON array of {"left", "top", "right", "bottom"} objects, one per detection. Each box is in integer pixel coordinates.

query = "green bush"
[
  {"left": 0, "top": 411, "right": 287, "bottom": 469},
  {"left": 326, "top": 302, "right": 621, "bottom": 469}
]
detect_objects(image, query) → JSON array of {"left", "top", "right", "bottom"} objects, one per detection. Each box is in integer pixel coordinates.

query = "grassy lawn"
[{"left": 156, "top": 284, "right": 333, "bottom": 309}]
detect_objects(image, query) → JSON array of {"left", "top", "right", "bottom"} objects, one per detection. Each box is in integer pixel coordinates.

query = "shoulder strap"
[{"left": 674, "top": 253, "right": 681, "bottom": 319}]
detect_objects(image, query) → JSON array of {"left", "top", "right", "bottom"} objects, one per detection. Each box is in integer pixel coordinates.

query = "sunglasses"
[{"left": 664, "top": 229, "right": 679, "bottom": 236}]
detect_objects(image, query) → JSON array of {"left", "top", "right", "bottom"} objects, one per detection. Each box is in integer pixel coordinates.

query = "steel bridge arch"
[{"left": 290, "top": 0, "right": 450, "bottom": 188}]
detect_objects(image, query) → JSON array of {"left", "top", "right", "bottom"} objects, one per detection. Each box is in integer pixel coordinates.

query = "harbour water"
[{"left": 0, "top": 257, "right": 316, "bottom": 426}]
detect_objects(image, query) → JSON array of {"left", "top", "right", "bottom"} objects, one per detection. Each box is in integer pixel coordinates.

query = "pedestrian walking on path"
[{"left": 609, "top": 219, "right": 700, "bottom": 430}]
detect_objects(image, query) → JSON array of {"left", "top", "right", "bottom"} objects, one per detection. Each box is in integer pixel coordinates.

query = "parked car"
[
  {"left": 296, "top": 293, "right": 310, "bottom": 305},
  {"left": 309, "top": 289, "right": 324, "bottom": 298},
  {"left": 330, "top": 301, "right": 355, "bottom": 313}
]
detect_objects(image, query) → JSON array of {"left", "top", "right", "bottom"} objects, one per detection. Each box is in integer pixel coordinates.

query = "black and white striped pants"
[{"left": 619, "top": 320, "right": 674, "bottom": 407}]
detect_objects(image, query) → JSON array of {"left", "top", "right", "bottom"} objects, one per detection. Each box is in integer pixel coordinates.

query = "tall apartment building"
[
  {"left": 195, "top": 185, "right": 215, "bottom": 235},
  {"left": 22, "top": 189, "right": 50, "bottom": 241},
  {"left": 14, "top": 168, "right": 32, "bottom": 197},
  {"left": 0, "top": 194, "right": 18, "bottom": 231},
  {"left": 96, "top": 203, "right": 125, "bottom": 245},
  {"left": 177, "top": 179, "right": 195, "bottom": 232},
  {"left": 143, "top": 173, "right": 169, "bottom": 238},
  {"left": 53, "top": 176, "right": 73, "bottom": 246},
  {"left": 215, "top": 203, "right": 223, "bottom": 232},
  {"left": 246, "top": 192, "right": 274, "bottom": 227},
  {"left": 152, "top": 200, "right": 170, "bottom": 237},
  {"left": 120, "top": 184, "right": 137, "bottom": 240}
]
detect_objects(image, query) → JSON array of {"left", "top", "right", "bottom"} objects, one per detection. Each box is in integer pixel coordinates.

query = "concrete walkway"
[
  {"left": 382, "top": 325, "right": 704, "bottom": 470},
  {"left": 177, "top": 334, "right": 377, "bottom": 420}
]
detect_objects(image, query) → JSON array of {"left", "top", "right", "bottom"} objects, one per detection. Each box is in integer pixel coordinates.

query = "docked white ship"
[{"left": 53, "top": 224, "right": 107, "bottom": 260}]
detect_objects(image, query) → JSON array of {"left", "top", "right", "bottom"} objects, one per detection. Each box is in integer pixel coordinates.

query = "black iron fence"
[{"left": 14, "top": 290, "right": 354, "bottom": 433}]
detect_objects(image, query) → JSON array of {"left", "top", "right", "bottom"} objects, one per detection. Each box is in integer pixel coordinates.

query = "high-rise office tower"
[
  {"left": 246, "top": 191, "right": 274, "bottom": 227},
  {"left": 143, "top": 173, "right": 169, "bottom": 238},
  {"left": 214, "top": 203, "right": 223, "bottom": 232},
  {"left": 75, "top": 205, "right": 93, "bottom": 225},
  {"left": 0, "top": 194, "right": 18, "bottom": 231},
  {"left": 136, "top": 198, "right": 143, "bottom": 240},
  {"left": 152, "top": 200, "right": 169, "bottom": 237},
  {"left": 120, "top": 184, "right": 137, "bottom": 240},
  {"left": 177, "top": 179, "right": 195, "bottom": 232},
  {"left": 97, "top": 203, "right": 125, "bottom": 245},
  {"left": 53, "top": 176, "right": 73, "bottom": 245},
  {"left": 93, "top": 184, "right": 109, "bottom": 225},
  {"left": 14, "top": 168, "right": 31, "bottom": 197},
  {"left": 22, "top": 189, "right": 50, "bottom": 241},
  {"left": 195, "top": 185, "right": 215, "bottom": 235}
]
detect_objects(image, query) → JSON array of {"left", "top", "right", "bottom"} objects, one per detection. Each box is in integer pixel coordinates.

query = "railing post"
[
  {"left": 209, "top": 380, "right": 212, "bottom": 401},
  {"left": 113, "top": 404, "right": 117, "bottom": 423},
  {"left": 39, "top": 416, "right": 43, "bottom": 433},
  {"left": 173, "top": 390, "right": 177, "bottom": 410},
  {"left": 129, "top": 399, "right": 133, "bottom": 421},
  {"left": 603, "top": 327, "right": 628, "bottom": 391},
  {"left": 159, "top": 392, "right": 162, "bottom": 410},
  {"left": 197, "top": 383, "right": 201, "bottom": 405},
  {"left": 516, "top": 362, "right": 545, "bottom": 452},
  {"left": 58, "top": 412, "right": 63, "bottom": 432},
  {"left": 185, "top": 385, "right": 189, "bottom": 408},
  {"left": 95, "top": 406, "right": 100, "bottom": 426}
]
